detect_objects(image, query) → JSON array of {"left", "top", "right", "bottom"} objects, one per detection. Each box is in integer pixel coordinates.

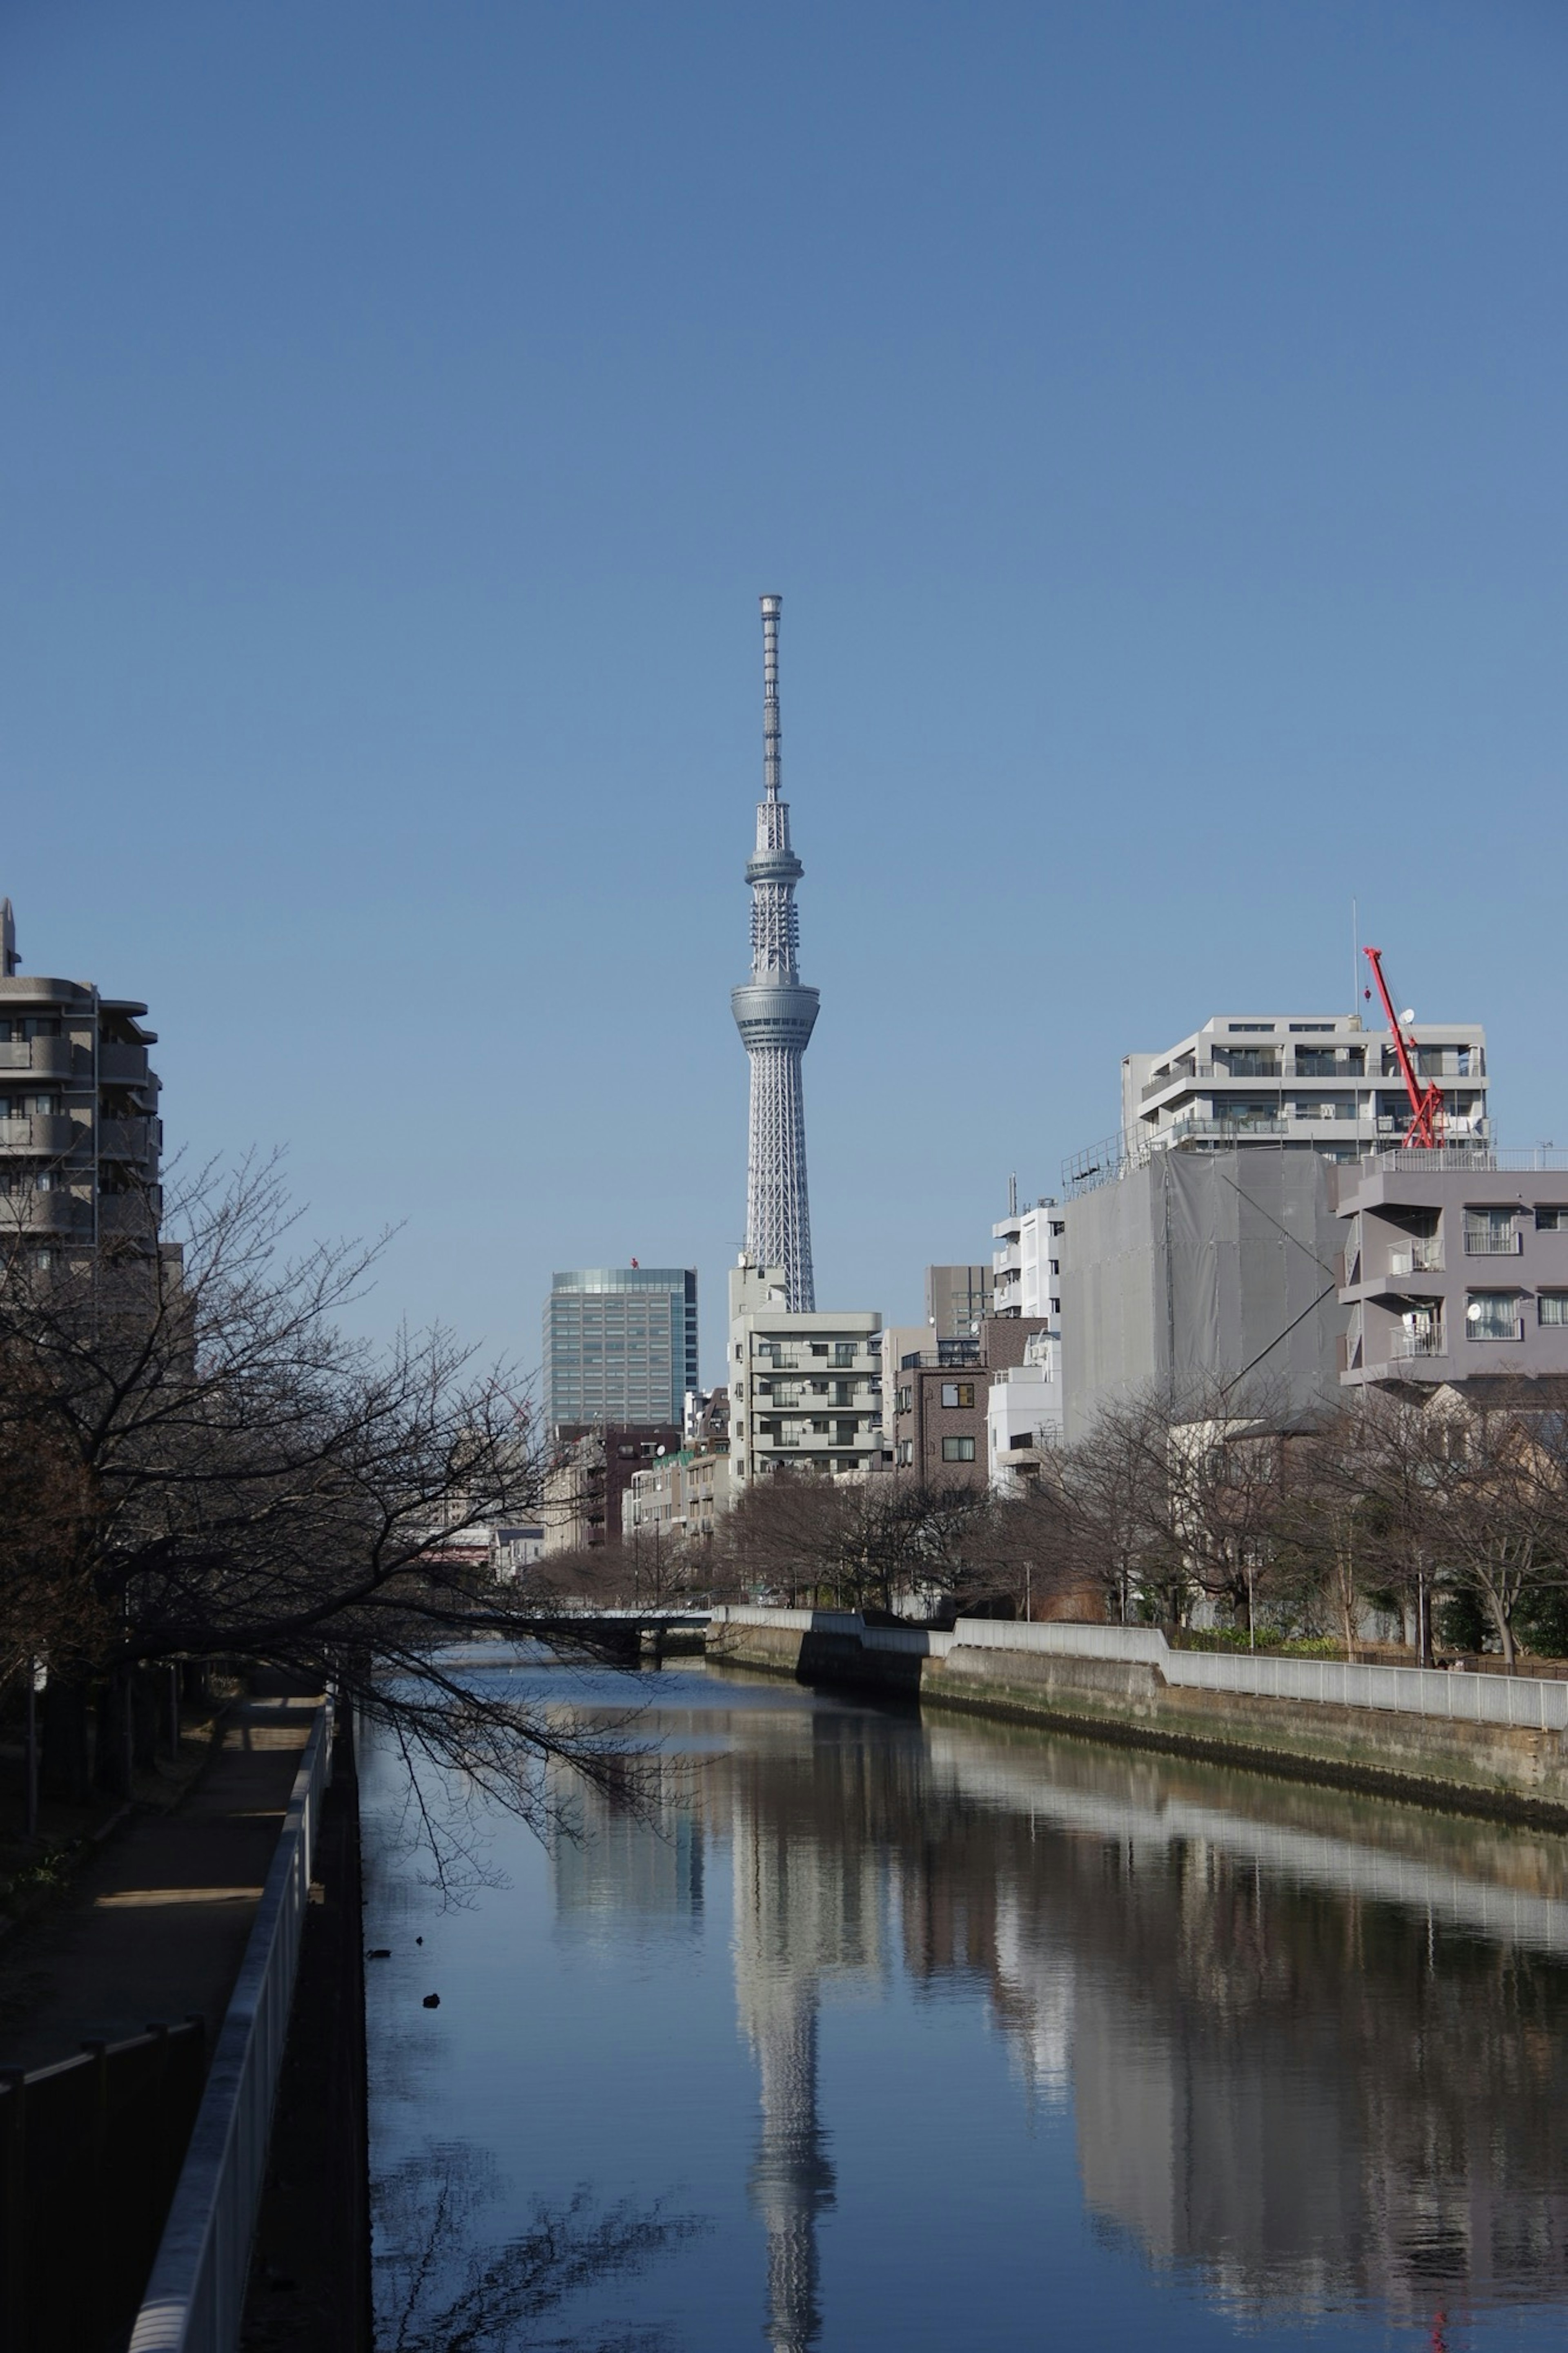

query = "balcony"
[
  {"left": 99, "top": 1117, "right": 158, "bottom": 1162},
  {"left": 0, "top": 1190, "right": 92, "bottom": 1236},
  {"left": 1466, "top": 1316, "right": 1525, "bottom": 1344},
  {"left": 1463, "top": 1229, "right": 1521, "bottom": 1256},
  {"left": 0, "top": 1115, "right": 82, "bottom": 1155},
  {"left": 1390, "top": 1328, "right": 1447, "bottom": 1360},
  {"left": 98, "top": 1042, "right": 150, "bottom": 1086},
  {"left": 1388, "top": 1241, "right": 1443, "bottom": 1276}
]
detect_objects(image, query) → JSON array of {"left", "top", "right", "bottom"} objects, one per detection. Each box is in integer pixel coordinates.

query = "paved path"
[{"left": 0, "top": 1693, "right": 318, "bottom": 2073}]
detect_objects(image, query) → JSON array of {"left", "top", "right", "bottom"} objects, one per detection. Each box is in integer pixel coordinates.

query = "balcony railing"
[
  {"left": 1463, "top": 1229, "right": 1522, "bottom": 1256},
  {"left": 1388, "top": 1242, "right": 1443, "bottom": 1276},
  {"left": 1390, "top": 1329, "right": 1447, "bottom": 1360}
]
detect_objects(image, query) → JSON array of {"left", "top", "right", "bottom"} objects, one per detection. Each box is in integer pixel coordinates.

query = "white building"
[
  {"left": 988, "top": 1329, "right": 1064, "bottom": 1494},
  {"left": 728, "top": 1256, "right": 883, "bottom": 1489},
  {"left": 991, "top": 1198, "right": 1064, "bottom": 1322}
]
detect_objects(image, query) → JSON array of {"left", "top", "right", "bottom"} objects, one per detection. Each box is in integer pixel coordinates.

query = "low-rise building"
[
  {"left": 1336, "top": 1152, "right": 1568, "bottom": 1389},
  {"left": 624, "top": 1387, "right": 735, "bottom": 1545},
  {"left": 542, "top": 1422, "right": 682, "bottom": 1554},
  {"left": 728, "top": 1257, "right": 882, "bottom": 1489},
  {"left": 988, "top": 1329, "right": 1065, "bottom": 1494},
  {"left": 890, "top": 1317, "right": 1049, "bottom": 1488}
]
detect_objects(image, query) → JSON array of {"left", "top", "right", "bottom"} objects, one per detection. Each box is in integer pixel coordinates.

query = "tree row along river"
[{"left": 363, "top": 1655, "right": 1568, "bottom": 2353}]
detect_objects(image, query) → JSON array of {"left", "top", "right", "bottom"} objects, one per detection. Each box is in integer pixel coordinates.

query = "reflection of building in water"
[
  {"left": 547, "top": 1760, "right": 704, "bottom": 1934},
  {"left": 728, "top": 1726, "right": 884, "bottom": 2353},
  {"left": 909, "top": 1727, "right": 1568, "bottom": 2324}
]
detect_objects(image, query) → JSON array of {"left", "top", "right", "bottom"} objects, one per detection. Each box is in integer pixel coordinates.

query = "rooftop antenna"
[
  {"left": 1350, "top": 896, "right": 1358, "bottom": 1021},
  {"left": 0, "top": 900, "right": 17, "bottom": 978},
  {"left": 1008, "top": 1171, "right": 1018, "bottom": 1218}
]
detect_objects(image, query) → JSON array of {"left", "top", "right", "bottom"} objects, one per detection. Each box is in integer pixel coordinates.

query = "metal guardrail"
[
  {"left": 707, "top": 1610, "right": 1568, "bottom": 1730},
  {"left": 0, "top": 2020, "right": 205, "bottom": 2351},
  {"left": 128, "top": 1698, "right": 333, "bottom": 2353}
]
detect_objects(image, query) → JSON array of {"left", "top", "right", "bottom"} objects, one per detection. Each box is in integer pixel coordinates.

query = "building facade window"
[
  {"left": 1537, "top": 1207, "right": 1568, "bottom": 1232},
  {"left": 942, "top": 1436, "right": 977, "bottom": 1463},
  {"left": 1466, "top": 1292, "right": 1523, "bottom": 1341},
  {"left": 1463, "top": 1207, "right": 1519, "bottom": 1256},
  {"left": 940, "top": 1381, "right": 975, "bottom": 1409},
  {"left": 897, "top": 1440, "right": 913, "bottom": 1466},
  {"left": 1538, "top": 1294, "right": 1568, "bottom": 1327}
]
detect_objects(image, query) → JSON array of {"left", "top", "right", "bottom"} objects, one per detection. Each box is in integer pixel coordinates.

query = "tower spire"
[{"left": 731, "top": 594, "right": 818, "bottom": 1311}]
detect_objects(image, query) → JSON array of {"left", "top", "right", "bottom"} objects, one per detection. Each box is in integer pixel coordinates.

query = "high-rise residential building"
[
  {"left": 542, "top": 1267, "right": 698, "bottom": 1432},
  {"left": 732, "top": 595, "right": 818, "bottom": 1313},
  {"left": 728, "top": 1258, "right": 882, "bottom": 1487},
  {"left": 924, "top": 1264, "right": 993, "bottom": 1341},
  {"left": 0, "top": 897, "right": 163, "bottom": 1271}
]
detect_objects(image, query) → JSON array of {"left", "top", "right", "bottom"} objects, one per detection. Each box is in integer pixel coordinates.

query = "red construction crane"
[{"left": 1363, "top": 946, "right": 1444, "bottom": 1147}]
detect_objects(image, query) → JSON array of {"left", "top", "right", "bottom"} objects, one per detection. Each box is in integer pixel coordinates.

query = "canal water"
[{"left": 363, "top": 1657, "right": 1568, "bottom": 2352}]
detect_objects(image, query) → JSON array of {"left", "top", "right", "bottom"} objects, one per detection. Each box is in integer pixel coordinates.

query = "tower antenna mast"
[{"left": 731, "top": 595, "right": 819, "bottom": 1310}]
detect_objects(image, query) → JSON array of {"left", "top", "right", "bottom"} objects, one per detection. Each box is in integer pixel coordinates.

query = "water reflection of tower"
[{"left": 730, "top": 1751, "right": 882, "bottom": 2353}]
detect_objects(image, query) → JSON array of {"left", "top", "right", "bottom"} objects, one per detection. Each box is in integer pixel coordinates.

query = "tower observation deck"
[{"left": 732, "top": 594, "right": 818, "bottom": 1311}]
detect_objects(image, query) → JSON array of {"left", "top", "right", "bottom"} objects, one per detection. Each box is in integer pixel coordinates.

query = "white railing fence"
[
  {"left": 706, "top": 1608, "right": 1568, "bottom": 1732},
  {"left": 128, "top": 1697, "right": 334, "bottom": 2353}
]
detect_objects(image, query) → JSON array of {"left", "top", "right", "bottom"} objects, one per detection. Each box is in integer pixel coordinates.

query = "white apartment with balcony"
[
  {"left": 1122, "top": 1013, "right": 1489, "bottom": 1163},
  {"left": 728, "top": 1256, "right": 883, "bottom": 1488},
  {"left": 991, "top": 1199, "right": 1064, "bottom": 1322}
]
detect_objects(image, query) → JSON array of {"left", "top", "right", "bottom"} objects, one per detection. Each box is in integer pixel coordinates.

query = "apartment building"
[
  {"left": 990, "top": 1200, "right": 1064, "bottom": 1322},
  {"left": 543, "top": 1267, "right": 699, "bottom": 1432},
  {"left": 728, "top": 1257, "right": 882, "bottom": 1488},
  {"left": 1122, "top": 1012, "right": 1488, "bottom": 1165},
  {"left": 1337, "top": 1155, "right": 1568, "bottom": 1389},
  {"left": 0, "top": 898, "right": 163, "bottom": 1267}
]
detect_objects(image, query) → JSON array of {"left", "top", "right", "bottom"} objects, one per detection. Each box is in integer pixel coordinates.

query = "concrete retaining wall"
[{"left": 704, "top": 1612, "right": 1568, "bottom": 1821}]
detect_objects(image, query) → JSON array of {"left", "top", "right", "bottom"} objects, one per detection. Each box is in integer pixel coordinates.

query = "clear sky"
[{"left": 3, "top": 1, "right": 1564, "bottom": 1385}]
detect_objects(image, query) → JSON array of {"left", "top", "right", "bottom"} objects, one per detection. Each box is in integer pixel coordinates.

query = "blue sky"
[{"left": 3, "top": 0, "right": 1564, "bottom": 1384}]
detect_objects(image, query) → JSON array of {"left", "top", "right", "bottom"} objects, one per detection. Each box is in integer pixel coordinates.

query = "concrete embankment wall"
[{"left": 706, "top": 1611, "right": 1568, "bottom": 1822}]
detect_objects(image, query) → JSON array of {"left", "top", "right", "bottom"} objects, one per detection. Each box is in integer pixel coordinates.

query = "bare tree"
[{"left": 0, "top": 1158, "right": 647, "bottom": 1821}]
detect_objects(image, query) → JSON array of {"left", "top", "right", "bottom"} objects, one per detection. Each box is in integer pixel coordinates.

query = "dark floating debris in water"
[
  {"left": 415, "top": 1935, "right": 423, "bottom": 1945},
  {"left": 423, "top": 1992, "right": 441, "bottom": 2008},
  {"left": 367, "top": 1948, "right": 392, "bottom": 1959}
]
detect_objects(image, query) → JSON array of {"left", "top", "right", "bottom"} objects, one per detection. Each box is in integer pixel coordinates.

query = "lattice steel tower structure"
[{"left": 731, "top": 593, "right": 818, "bottom": 1311}]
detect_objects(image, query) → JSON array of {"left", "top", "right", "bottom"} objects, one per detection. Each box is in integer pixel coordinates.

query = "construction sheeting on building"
[{"left": 1061, "top": 1148, "right": 1346, "bottom": 1439}]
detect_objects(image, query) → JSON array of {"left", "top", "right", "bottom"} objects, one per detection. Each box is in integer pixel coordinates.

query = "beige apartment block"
[{"left": 728, "top": 1256, "right": 883, "bottom": 1489}]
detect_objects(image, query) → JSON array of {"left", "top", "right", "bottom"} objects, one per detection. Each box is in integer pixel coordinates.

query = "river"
[{"left": 362, "top": 1655, "right": 1568, "bottom": 2352}]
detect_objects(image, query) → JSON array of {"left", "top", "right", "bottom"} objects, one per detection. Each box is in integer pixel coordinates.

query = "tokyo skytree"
[{"left": 731, "top": 594, "right": 818, "bottom": 1311}]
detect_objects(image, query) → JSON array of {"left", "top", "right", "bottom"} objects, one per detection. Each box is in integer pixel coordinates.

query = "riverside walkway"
[{"left": 0, "top": 1691, "right": 317, "bottom": 2075}]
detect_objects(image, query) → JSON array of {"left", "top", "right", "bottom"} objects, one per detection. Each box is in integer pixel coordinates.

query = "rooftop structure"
[
  {"left": 924, "top": 1263, "right": 994, "bottom": 1341},
  {"left": 732, "top": 595, "right": 818, "bottom": 1312},
  {"left": 1065, "top": 1011, "right": 1490, "bottom": 1196}
]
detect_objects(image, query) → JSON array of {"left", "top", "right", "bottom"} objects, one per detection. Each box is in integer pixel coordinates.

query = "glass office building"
[{"left": 543, "top": 1267, "right": 699, "bottom": 1430}]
